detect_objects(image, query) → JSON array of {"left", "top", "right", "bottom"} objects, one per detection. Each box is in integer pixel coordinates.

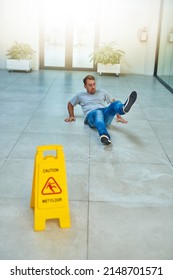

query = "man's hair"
[{"left": 83, "top": 75, "right": 95, "bottom": 85}]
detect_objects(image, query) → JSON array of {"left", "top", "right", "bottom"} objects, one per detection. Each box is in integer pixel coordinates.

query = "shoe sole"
[
  {"left": 100, "top": 135, "right": 111, "bottom": 145},
  {"left": 123, "top": 91, "right": 137, "bottom": 113}
]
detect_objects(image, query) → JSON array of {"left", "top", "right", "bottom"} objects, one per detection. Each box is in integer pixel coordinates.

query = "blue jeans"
[{"left": 85, "top": 100, "right": 125, "bottom": 139}]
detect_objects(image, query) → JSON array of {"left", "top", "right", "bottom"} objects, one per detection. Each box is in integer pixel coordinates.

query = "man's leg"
[
  {"left": 104, "top": 100, "right": 124, "bottom": 126},
  {"left": 104, "top": 91, "right": 137, "bottom": 125},
  {"left": 86, "top": 109, "right": 111, "bottom": 145},
  {"left": 86, "top": 92, "right": 137, "bottom": 145}
]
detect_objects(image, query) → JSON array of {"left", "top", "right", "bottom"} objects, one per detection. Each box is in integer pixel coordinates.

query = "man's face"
[{"left": 84, "top": 79, "right": 96, "bottom": 94}]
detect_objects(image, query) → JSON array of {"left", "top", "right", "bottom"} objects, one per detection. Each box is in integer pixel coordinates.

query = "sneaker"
[
  {"left": 123, "top": 91, "right": 137, "bottom": 113},
  {"left": 100, "top": 135, "right": 111, "bottom": 145}
]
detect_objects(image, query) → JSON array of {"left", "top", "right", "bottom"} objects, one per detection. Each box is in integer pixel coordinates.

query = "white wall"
[
  {"left": 0, "top": 0, "right": 40, "bottom": 70},
  {"left": 0, "top": 0, "right": 161, "bottom": 74},
  {"left": 99, "top": 0, "right": 161, "bottom": 74}
]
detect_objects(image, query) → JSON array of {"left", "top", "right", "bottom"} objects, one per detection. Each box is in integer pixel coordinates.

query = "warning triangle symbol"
[{"left": 42, "top": 177, "right": 62, "bottom": 195}]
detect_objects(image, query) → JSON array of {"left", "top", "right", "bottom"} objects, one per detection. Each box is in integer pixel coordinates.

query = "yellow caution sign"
[{"left": 30, "top": 145, "right": 71, "bottom": 231}]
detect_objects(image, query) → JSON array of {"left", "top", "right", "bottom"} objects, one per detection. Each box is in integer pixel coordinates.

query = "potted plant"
[
  {"left": 90, "top": 41, "right": 125, "bottom": 76},
  {"left": 6, "top": 41, "right": 36, "bottom": 72}
]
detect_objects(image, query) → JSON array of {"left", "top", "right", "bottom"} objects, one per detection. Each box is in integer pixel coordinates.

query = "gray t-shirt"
[{"left": 69, "top": 89, "right": 113, "bottom": 118}]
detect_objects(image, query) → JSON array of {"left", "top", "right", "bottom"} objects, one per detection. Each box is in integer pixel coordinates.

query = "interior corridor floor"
[{"left": 0, "top": 69, "right": 173, "bottom": 260}]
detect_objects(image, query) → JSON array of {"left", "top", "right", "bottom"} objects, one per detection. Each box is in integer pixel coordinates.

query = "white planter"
[
  {"left": 7, "top": 59, "right": 33, "bottom": 72},
  {"left": 97, "top": 63, "right": 120, "bottom": 76}
]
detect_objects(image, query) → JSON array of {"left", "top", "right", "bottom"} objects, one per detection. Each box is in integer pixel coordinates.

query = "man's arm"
[{"left": 64, "top": 102, "right": 76, "bottom": 122}]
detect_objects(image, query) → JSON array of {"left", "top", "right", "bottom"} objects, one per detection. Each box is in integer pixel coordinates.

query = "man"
[{"left": 64, "top": 75, "right": 137, "bottom": 145}]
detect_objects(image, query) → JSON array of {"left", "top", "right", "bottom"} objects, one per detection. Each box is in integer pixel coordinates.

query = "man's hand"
[
  {"left": 64, "top": 116, "right": 76, "bottom": 122},
  {"left": 116, "top": 114, "right": 128, "bottom": 124}
]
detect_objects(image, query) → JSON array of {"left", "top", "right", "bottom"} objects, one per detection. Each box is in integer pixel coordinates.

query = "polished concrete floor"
[{"left": 0, "top": 69, "right": 173, "bottom": 260}]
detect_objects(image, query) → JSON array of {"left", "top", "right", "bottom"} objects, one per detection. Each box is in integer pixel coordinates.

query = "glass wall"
[{"left": 155, "top": 0, "right": 173, "bottom": 93}]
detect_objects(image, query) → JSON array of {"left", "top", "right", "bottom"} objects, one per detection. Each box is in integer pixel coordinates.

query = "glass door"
[
  {"left": 72, "top": 13, "right": 96, "bottom": 68},
  {"left": 43, "top": 2, "right": 66, "bottom": 68},
  {"left": 155, "top": 0, "right": 173, "bottom": 92},
  {"left": 40, "top": 0, "right": 98, "bottom": 70}
]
